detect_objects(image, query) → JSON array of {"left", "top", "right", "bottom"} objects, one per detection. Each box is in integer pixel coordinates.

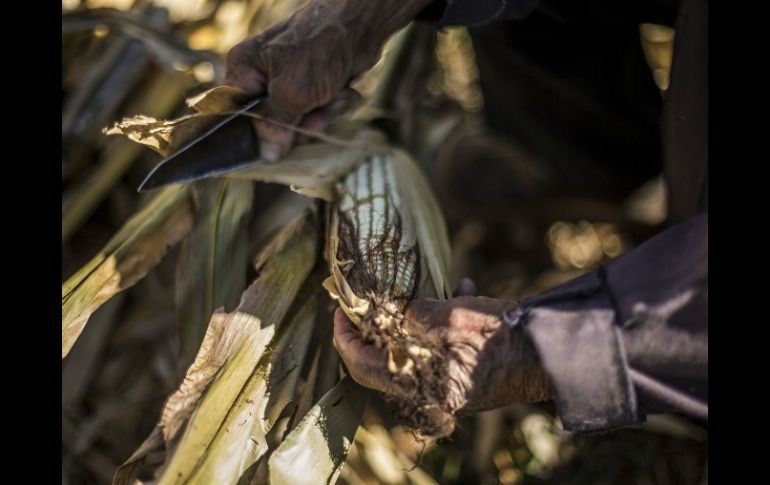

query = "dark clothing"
[
  {"left": 421, "top": 0, "right": 708, "bottom": 431},
  {"left": 513, "top": 213, "right": 707, "bottom": 431}
]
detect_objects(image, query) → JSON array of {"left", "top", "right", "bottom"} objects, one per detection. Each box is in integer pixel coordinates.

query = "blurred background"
[{"left": 62, "top": 0, "right": 706, "bottom": 484}]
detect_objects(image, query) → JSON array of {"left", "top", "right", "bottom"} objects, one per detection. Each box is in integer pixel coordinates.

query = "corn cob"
[
  {"left": 337, "top": 153, "right": 416, "bottom": 312},
  {"left": 325, "top": 149, "right": 455, "bottom": 437}
]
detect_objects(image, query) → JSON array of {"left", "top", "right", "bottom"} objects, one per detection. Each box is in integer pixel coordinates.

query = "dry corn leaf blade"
[
  {"left": 151, "top": 210, "right": 318, "bottom": 484},
  {"left": 268, "top": 377, "right": 368, "bottom": 485},
  {"left": 290, "top": 347, "right": 321, "bottom": 433},
  {"left": 352, "top": 425, "right": 438, "bottom": 485},
  {"left": 62, "top": 25, "right": 153, "bottom": 141},
  {"left": 176, "top": 178, "right": 254, "bottom": 372},
  {"left": 263, "top": 276, "right": 323, "bottom": 426},
  {"left": 103, "top": 113, "right": 199, "bottom": 157},
  {"left": 62, "top": 185, "right": 193, "bottom": 358},
  {"left": 112, "top": 427, "right": 165, "bottom": 485},
  {"left": 185, "top": 86, "right": 252, "bottom": 114},
  {"left": 104, "top": 86, "right": 253, "bottom": 157},
  {"left": 63, "top": 69, "right": 193, "bottom": 242},
  {"left": 62, "top": 7, "right": 224, "bottom": 80},
  {"left": 184, "top": 278, "right": 320, "bottom": 484}
]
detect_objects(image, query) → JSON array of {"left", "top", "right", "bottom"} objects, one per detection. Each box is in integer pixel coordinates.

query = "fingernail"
[{"left": 261, "top": 142, "right": 282, "bottom": 163}]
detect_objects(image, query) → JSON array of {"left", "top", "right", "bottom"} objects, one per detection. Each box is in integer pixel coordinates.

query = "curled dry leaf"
[{"left": 104, "top": 85, "right": 253, "bottom": 157}]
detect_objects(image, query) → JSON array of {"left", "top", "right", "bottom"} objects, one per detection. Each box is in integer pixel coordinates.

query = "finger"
[
  {"left": 224, "top": 43, "right": 267, "bottom": 96},
  {"left": 452, "top": 277, "right": 477, "bottom": 297},
  {"left": 295, "top": 88, "right": 362, "bottom": 144},
  {"left": 332, "top": 309, "right": 391, "bottom": 393},
  {"left": 253, "top": 100, "right": 301, "bottom": 162}
]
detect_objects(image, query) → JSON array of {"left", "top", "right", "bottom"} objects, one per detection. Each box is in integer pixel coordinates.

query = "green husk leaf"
[
  {"left": 176, "top": 178, "right": 254, "bottom": 372},
  {"left": 62, "top": 185, "right": 193, "bottom": 358},
  {"left": 153, "top": 209, "right": 318, "bottom": 484},
  {"left": 268, "top": 377, "right": 368, "bottom": 485}
]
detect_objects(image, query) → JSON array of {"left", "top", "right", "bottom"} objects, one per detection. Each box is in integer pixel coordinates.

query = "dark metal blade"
[{"left": 137, "top": 98, "right": 263, "bottom": 192}]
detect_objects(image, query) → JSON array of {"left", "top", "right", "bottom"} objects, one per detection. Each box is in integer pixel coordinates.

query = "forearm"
[
  {"left": 508, "top": 213, "right": 708, "bottom": 431},
  {"left": 291, "top": 0, "right": 435, "bottom": 72},
  {"left": 417, "top": 0, "right": 541, "bottom": 27}
]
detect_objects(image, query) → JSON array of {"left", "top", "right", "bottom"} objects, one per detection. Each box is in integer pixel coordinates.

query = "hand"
[
  {"left": 333, "top": 286, "right": 553, "bottom": 417},
  {"left": 224, "top": 0, "right": 434, "bottom": 161}
]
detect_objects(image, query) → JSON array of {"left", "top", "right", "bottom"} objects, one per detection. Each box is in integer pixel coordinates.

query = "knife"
[{"left": 137, "top": 97, "right": 265, "bottom": 192}]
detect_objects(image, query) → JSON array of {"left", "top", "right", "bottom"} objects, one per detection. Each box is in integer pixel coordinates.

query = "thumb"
[
  {"left": 253, "top": 99, "right": 302, "bottom": 162},
  {"left": 295, "top": 88, "right": 362, "bottom": 144}
]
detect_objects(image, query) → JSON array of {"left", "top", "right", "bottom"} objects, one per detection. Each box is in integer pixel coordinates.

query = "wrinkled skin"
[
  {"left": 225, "top": 0, "right": 433, "bottom": 160},
  {"left": 333, "top": 284, "right": 553, "bottom": 416}
]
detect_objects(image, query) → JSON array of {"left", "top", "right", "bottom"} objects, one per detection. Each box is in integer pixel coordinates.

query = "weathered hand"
[
  {"left": 225, "top": 0, "right": 433, "bottom": 160},
  {"left": 333, "top": 294, "right": 553, "bottom": 417}
]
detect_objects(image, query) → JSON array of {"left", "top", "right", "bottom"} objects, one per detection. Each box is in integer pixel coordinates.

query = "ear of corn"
[
  {"left": 323, "top": 147, "right": 451, "bottom": 324},
  {"left": 323, "top": 145, "right": 455, "bottom": 437}
]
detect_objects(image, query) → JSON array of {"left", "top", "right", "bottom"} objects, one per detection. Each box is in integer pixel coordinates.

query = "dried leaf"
[
  {"left": 62, "top": 294, "right": 125, "bottom": 408},
  {"left": 186, "top": 86, "right": 252, "bottom": 114},
  {"left": 226, "top": 126, "right": 386, "bottom": 201},
  {"left": 268, "top": 378, "right": 368, "bottom": 485},
  {"left": 352, "top": 425, "right": 438, "bottom": 485},
  {"left": 104, "top": 86, "right": 253, "bottom": 157},
  {"left": 63, "top": 69, "right": 193, "bottom": 241},
  {"left": 390, "top": 148, "right": 452, "bottom": 299},
  {"left": 176, "top": 178, "right": 254, "bottom": 372},
  {"left": 139, "top": 210, "right": 318, "bottom": 484},
  {"left": 183, "top": 276, "right": 320, "bottom": 484},
  {"left": 103, "top": 113, "right": 198, "bottom": 157},
  {"left": 112, "top": 427, "right": 164, "bottom": 485},
  {"left": 62, "top": 8, "right": 224, "bottom": 80},
  {"left": 62, "top": 185, "right": 193, "bottom": 358}
]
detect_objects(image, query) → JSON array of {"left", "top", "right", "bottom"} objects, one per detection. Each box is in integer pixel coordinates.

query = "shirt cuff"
[{"left": 508, "top": 269, "right": 642, "bottom": 431}]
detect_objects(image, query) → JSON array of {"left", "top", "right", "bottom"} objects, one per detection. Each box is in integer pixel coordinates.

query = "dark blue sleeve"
[
  {"left": 506, "top": 213, "right": 708, "bottom": 432},
  {"left": 417, "top": 0, "right": 541, "bottom": 27}
]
